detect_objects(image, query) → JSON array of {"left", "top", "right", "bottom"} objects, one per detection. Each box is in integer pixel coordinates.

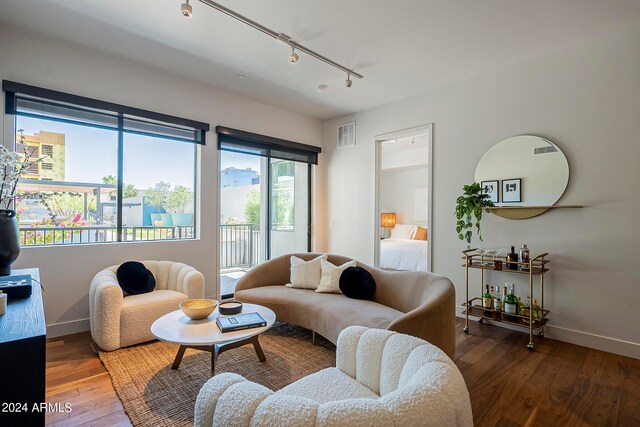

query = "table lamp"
[{"left": 380, "top": 213, "right": 396, "bottom": 238}]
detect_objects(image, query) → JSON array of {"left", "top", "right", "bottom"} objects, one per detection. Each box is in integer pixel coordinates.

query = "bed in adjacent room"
[{"left": 380, "top": 224, "right": 428, "bottom": 272}]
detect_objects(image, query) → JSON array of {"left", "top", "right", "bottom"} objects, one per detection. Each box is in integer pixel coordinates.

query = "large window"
[
  {"left": 4, "top": 81, "right": 208, "bottom": 246},
  {"left": 123, "top": 133, "right": 196, "bottom": 241}
]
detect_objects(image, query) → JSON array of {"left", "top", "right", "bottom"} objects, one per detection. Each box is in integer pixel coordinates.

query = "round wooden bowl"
[{"left": 179, "top": 299, "right": 218, "bottom": 320}]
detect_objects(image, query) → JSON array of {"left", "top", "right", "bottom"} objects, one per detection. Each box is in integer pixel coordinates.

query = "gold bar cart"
[{"left": 461, "top": 248, "right": 550, "bottom": 350}]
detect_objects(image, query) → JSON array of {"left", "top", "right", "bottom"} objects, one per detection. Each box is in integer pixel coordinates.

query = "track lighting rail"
[{"left": 194, "top": 0, "right": 364, "bottom": 80}]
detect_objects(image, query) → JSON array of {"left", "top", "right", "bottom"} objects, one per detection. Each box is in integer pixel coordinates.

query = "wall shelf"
[{"left": 488, "top": 205, "right": 583, "bottom": 219}]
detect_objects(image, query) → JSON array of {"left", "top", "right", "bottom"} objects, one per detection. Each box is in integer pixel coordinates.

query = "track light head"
[
  {"left": 345, "top": 74, "right": 353, "bottom": 88},
  {"left": 181, "top": 0, "right": 192, "bottom": 17},
  {"left": 288, "top": 48, "right": 299, "bottom": 64}
]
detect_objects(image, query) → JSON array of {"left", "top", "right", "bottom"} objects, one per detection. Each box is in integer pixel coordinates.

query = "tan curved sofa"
[{"left": 234, "top": 253, "right": 456, "bottom": 358}]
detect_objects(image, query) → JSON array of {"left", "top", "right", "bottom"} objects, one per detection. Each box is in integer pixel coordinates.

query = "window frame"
[
  {"left": 4, "top": 81, "right": 208, "bottom": 246},
  {"left": 41, "top": 144, "right": 53, "bottom": 156}
]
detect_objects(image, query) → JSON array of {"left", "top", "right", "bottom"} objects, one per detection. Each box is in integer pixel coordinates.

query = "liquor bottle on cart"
[
  {"left": 520, "top": 244, "right": 530, "bottom": 271},
  {"left": 504, "top": 284, "right": 519, "bottom": 319},
  {"left": 506, "top": 246, "right": 519, "bottom": 270},
  {"left": 493, "top": 286, "right": 502, "bottom": 320},
  {"left": 483, "top": 284, "right": 493, "bottom": 312}
]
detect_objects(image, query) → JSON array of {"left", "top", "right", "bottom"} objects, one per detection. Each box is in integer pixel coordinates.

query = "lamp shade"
[{"left": 381, "top": 213, "right": 397, "bottom": 228}]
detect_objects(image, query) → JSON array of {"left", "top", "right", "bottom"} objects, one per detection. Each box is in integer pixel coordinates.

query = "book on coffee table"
[{"left": 216, "top": 312, "right": 267, "bottom": 333}]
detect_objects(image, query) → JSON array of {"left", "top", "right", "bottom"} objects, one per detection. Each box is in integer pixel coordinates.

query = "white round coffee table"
[{"left": 151, "top": 302, "right": 276, "bottom": 375}]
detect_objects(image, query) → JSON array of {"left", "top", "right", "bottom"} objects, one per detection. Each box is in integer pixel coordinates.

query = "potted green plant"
[
  {"left": 166, "top": 185, "right": 193, "bottom": 226},
  {"left": 455, "top": 182, "right": 494, "bottom": 245}
]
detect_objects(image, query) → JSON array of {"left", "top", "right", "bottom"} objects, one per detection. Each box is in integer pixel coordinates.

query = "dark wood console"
[{"left": 0, "top": 268, "right": 45, "bottom": 426}]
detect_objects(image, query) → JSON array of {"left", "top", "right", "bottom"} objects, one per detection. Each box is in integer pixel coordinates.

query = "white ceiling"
[{"left": 1, "top": 0, "right": 639, "bottom": 120}]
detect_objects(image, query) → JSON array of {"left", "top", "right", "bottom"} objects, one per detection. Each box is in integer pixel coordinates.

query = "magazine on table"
[{"left": 216, "top": 312, "right": 267, "bottom": 333}]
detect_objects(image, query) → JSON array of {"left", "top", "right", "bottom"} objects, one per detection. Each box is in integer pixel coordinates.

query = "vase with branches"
[
  {"left": 1, "top": 130, "right": 45, "bottom": 209},
  {"left": 0, "top": 130, "right": 46, "bottom": 274}
]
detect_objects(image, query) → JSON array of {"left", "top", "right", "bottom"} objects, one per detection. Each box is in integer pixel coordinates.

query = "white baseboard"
[
  {"left": 46, "top": 318, "right": 90, "bottom": 338},
  {"left": 455, "top": 312, "right": 640, "bottom": 360},
  {"left": 543, "top": 325, "right": 640, "bottom": 359}
]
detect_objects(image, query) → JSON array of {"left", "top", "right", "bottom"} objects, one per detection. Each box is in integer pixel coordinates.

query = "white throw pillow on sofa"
[
  {"left": 315, "top": 259, "right": 357, "bottom": 294},
  {"left": 285, "top": 254, "right": 328, "bottom": 290}
]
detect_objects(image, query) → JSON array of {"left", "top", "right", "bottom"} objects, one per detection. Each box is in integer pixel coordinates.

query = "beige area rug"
[{"left": 96, "top": 323, "right": 336, "bottom": 427}]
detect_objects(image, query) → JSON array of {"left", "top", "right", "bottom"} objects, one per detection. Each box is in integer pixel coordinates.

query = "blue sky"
[
  {"left": 17, "top": 116, "right": 196, "bottom": 189},
  {"left": 220, "top": 150, "right": 260, "bottom": 173}
]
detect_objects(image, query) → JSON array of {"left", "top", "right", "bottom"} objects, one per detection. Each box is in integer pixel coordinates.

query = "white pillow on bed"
[
  {"left": 285, "top": 254, "right": 328, "bottom": 290},
  {"left": 390, "top": 224, "right": 416, "bottom": 240}
]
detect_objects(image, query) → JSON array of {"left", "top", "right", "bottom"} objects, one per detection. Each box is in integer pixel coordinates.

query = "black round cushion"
[
  {"left": 116, "top": 261, "right": 156, "bottom": 295},
  {"left": 339, "top": 266, "right": 376, "bottom": 300}
]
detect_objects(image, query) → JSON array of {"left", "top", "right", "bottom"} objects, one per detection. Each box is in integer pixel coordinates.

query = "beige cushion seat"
[
  {"left": 278, "top": 367, "right": 380, "bottom": 402},
  {"left": 119, "top": 289, "right": 190, "bottom": 348},
  {"left": 237, "top": 285, "right": 403, "bottom": 344}
]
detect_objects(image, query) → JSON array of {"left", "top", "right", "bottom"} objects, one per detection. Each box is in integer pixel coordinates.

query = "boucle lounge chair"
[
  {"left": 89, "top": 260, "right": 205, "bottom": 351},
  {"left": 194, "top": 326, "right": 473, "bottom": 427}
]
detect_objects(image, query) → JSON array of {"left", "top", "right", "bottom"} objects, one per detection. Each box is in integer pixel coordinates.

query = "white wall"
[
  {"left": 0, "top": 27, "right": 322, "bottom": 337},
  {"left": 319, "top": 26, "right": 640, "bottom": 358},
  {"left": 220, "top": 184, "right": 259, "bottom": 223},
  {"left": 379, "top": 167, "right": 428, "bottom": 225},
  {"left": 381, "top": 147, "right": 429, "bottom": 170}
]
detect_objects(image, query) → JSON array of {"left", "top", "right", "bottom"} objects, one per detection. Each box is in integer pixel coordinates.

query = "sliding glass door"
[
  {"left": 219, "top": 152, "right": 312, "bottom": 298},
  {"left": 217, "top": 127, "right": 320, "bottom": 299},
  {"left": 269, "top": 159, "right": 310, "bottom": 258}
]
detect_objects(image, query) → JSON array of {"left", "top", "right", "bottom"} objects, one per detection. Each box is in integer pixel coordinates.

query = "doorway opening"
[{"left": 374, "top": 124, "right": 433, "bottom": 272}]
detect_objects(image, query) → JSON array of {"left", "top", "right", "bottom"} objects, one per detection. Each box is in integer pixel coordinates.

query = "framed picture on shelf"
[
  {"left": 480, "top": 180, "right": 499, "bottom": 203},
  {"left": 502, "top": 178, "right": 522, "bottom": 203}
]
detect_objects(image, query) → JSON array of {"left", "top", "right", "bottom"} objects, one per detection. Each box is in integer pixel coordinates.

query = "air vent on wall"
[
  {"left": 337, "top": 122, "right": 356, "bottom": 149},
  {"left": 533, "top": 145, "right": 558, "bottom": 155}
]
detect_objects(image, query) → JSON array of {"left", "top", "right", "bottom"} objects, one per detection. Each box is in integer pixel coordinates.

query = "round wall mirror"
[{"left": 474, "top": 135, "right": 569, "bottom": 219}]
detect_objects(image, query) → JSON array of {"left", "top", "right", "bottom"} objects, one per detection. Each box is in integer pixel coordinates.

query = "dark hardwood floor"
[
  {"left": 44, "top": 319, "right": 640, "bottom": 426},
  {"left": 454, "top": 319, "right": 640, "bottom": 426}
]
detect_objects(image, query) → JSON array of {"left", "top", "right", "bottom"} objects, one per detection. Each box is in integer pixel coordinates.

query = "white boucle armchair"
[
  {"left": 89, "top": 260, "right": 205, "bottom": 351},
  {"left": 194, "top": 326, "right": 473, "bottom": 427}
]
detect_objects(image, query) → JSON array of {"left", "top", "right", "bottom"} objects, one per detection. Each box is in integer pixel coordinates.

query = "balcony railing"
[
  {"left": 19, "top": 225, "right": 195, "bottom": 246},
  {"left": 128, "top": 226, "right": 194, "bottom": 241},
  {"left": 220, "top": 223, "right": 260, "bottom": 269},
  {"left": 19, "top": 223, "right": 259, "bottom": 272}
]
